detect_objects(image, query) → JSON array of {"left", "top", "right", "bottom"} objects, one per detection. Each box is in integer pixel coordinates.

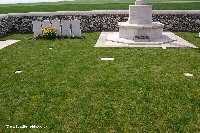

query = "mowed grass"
[
  {"left": 0, "top": 2, "right": 200, "bottom": 14},
  {"left": 0, "top": 32, "right": 200, "bottom": 132}
]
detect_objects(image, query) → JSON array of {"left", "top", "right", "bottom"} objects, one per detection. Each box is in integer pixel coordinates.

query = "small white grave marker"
[
  {"left": 101, "top": 58, "right": 115, "bottom": 61},
  {"left": 184, "top": 73, "right": 193, "bottom": 77},
  {"left": 48, "top": 46, "right": 53, "bottom": 49},
  {"left": 162, "top": 46, "right": 167, "bottom": 49},
  {"left": 15, "top": 70, "right": 23, "bottom": 74}
]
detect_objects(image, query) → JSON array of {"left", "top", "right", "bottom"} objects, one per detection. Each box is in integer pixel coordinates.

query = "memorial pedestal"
[
  {"left": 118, "top": 22, "right": 164, "bottom": 41},
  {"left": 95, "top": 0, "right": 197, "bottom": 48},
  {"left": 116, "top": 4, "right": 165, "bottom": 41}
]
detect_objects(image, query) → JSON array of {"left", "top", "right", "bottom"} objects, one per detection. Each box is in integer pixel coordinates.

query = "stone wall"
[
  {"left": 0, "top": 15, "right": 10, "bottom": 38},
  {"left": 0, "top": 10, "right": 200, "bottom": 38}
]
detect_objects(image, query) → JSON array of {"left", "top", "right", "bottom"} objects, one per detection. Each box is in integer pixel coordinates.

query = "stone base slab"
[
  {"left": 0, "top": 40, "right": 20, "bottom": 49},
  {"left": 108, "top": 32, "right": 173, "bottom": 45},
  {"left": 95, "top": 32, "right": 197, "bottom": 48}
]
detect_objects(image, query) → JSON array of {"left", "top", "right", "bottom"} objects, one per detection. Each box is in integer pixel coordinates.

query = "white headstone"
[
  {"left": 61, "top": 19, "right": 71, "bottom": 37},
  {"left": 52, "top": 19, "right": 61, "bottom": 36},
  {"left": 42, "top": 20, "right": 51, "bottom": 28},
  {"left": 32, "top": 20, "right": 42, "bottom": 38},
  {"left": 71, "top": 19, "right": 82, "bottom": 37},
  {"left": 199, "top": 32, "right": 200, "bottom": 38}
]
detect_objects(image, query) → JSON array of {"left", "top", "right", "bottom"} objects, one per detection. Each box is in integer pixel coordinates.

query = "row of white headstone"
[{"left": 32, "top": 19, "right": 82, "bottom": 38}]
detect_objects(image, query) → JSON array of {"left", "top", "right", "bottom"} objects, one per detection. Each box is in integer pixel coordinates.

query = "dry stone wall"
[
  {"left": 0, "top": 10, "right": 200, "bottom": 38},
  {"left": 0, "top": 15, "right": 10, "bottom": 38}
]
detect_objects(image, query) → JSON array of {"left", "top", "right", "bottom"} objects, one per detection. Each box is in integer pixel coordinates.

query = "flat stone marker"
[
  {"left": 42, "top": 20, "right": 51, "bottom": 28},
  {"left": 15, "top": 70, "right": 23, "bottom": 74},
  {"left": 32, "top": 20, "right": 42, "bottom": 38},
  {"left": 101, "top": 58, "right": 115, "bottom": 61},
  {"left": 162, "top": 45, "right": 167, "bottom": 49},
  {"left": 61, "top": 19, "right": 71, "bottom": 37},
  {"left": 52, "top": 19, "right": 61, "bottom": 36},
  {"left": 184, "top": 73, "right": 193, "bottom": 77},
  {"left": 71, "top": 19, "right": 82, "bottom": 37}
]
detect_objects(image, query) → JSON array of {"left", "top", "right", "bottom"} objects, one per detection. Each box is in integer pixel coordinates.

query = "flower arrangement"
[{"left": 42, "top": 25, "right": 57, "bottom": 39}]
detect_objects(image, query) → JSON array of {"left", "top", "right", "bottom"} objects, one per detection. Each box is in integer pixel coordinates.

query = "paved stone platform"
[
  {"left": 95, "top": 32, "right": 197, "bottom": 48},
  {"left": 0, "top": 40, "right": 20, "bottom": 49}
]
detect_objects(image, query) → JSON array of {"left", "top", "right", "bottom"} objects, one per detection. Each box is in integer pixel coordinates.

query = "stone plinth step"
[
  {"left": 118, "top": 22, "right": 164, "bottom": 29},
  {"left": 95, "top": 32, "right": 198, "bottom": 48},
  {"left": 118, "top": 22, "right": 164, "bottom": 41},
  {"left": 107, "top": 32, "right": 174, "bottom": 45}
]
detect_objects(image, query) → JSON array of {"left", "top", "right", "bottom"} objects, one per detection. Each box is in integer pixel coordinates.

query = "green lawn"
[
  {"left": 0, "top": 32, "right": 200, "bottom": 132},
  {"left": 0, "top": 2, "right": 200, "bottom": 14}
]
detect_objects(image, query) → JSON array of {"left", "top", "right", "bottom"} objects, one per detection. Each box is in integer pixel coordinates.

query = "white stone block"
[
  {"left": 71, "top": 19, "right": 82, "bottom": 37},
  {"left": 61, "top": 19, "right": 71, "bottom": 37},
  {"left": 101, "top": 58, "right": 114, "bottom": 61},
  {"left": 135, "top": 0, "right": 147, "bottom": 5},
  {"left": 32, "top": 20, "right": 42, "bottom": 38},
  {"left": 126, "top": 29, "right": 135, "bottom": 39},
  {"left": 148, "top": 29, "right": 156, "bottom": 40},
  {"left": 128, "top": 5, "right": 152, "bottom": 24},
  {"left": 42, "top": 20, "right": 51, "bottom": 28},
  {"left": 119, "top": 27, "right": 127, "bottom": 38},
  {"left": 199, "top": 32, "right": 200, "bottom": 38},
  {"left": 138, "top": 29, "right": 147, "bottom": 36},
  {"left": 52, "top": 19, "right": 61, "bottom": 36}
]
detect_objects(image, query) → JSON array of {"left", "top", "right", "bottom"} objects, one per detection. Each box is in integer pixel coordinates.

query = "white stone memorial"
[
  {"left": 32, "top": 20, "right": 42, "bottom": 38},
  {"left": 52, "top": 19, "right": 62, "bottom": 36},
  {"left": 61, "top": 19, "right": 71, "bottom": 37},
  {"left": 118, "top": 0, "right": 164, "bottom": 41},
  {"left": 71, "top": 19, "right": 82, "bottom": 37},
  {"left": 42, "top": 20, "right": 51, "bottom": 28},
  {"left": 95, "top": 0, "right": 197, "bottom": 48}
]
